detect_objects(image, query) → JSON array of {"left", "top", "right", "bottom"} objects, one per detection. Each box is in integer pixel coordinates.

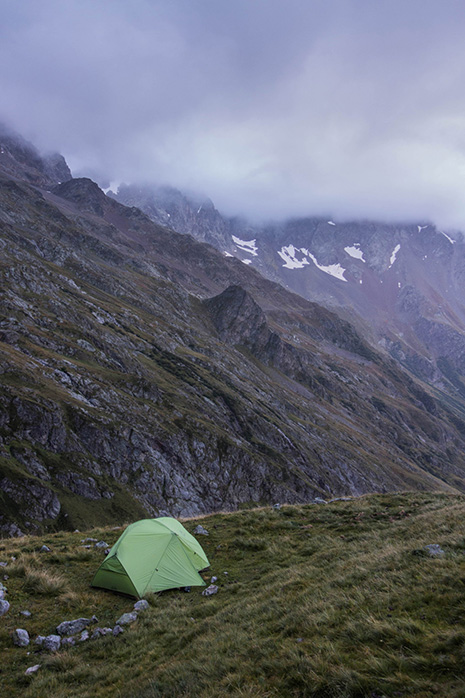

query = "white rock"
[{"left": 25, "top": 664, "right": 40, "bottom": 675}]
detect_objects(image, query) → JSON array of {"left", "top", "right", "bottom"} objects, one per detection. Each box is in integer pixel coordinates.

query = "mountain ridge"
[{"left": 1, "top": 127, "right": 465, "bottom": 535}]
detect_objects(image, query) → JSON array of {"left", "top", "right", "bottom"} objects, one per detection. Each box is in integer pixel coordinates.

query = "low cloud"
[{"left": 2, "top": 0, "right": 465, "bottom": 228}]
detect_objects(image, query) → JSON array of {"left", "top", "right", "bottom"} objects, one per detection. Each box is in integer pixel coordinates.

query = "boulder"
[
  {"left": 194, "top": 524, "right": 209, "bottom": 536},
  {"left": 0, "top": 599, "right": 10, "bottom": 616},
  {"left": 56, "top": 617, "right": 91, "bottom": 636},
  {"left": 134, "top": 599, "right": 149, "bottom": 612},
  {"left": 116, "top": 611, "right": 137, "bottom": 626},
  {"left": 113, "top": 624, "right": 124, "bottom": 636},
  {"left": 12, "top": 628, "right": 30, "bottom": 647},
  {"left": 91, "top": 627, "right": 112, "bottom": 639},
  {"left": 60, "top": 637, "right": 76, "bottom": 647},
  {"left": 43, "top": 634, "right": 61, "bottom": 652}
]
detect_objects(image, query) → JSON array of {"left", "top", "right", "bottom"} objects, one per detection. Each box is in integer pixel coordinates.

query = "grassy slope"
[{"left": 1, "top": 493, "right": 465, "bottom": 698}]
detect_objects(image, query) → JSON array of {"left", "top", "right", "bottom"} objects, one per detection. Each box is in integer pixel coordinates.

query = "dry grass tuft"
[{"left": 23, "top": 568, "right": 70, "bottom": 596}]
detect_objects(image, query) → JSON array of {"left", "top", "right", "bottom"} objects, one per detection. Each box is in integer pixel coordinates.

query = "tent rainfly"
[{"left": 91, "top": 517, "right": 210, "bottom": 598}]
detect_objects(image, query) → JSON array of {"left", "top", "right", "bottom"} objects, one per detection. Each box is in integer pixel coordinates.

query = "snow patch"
[
  {"left": 441, "top": 232, "right": 456, "bottom": 245},
  {"left": 389, "top": 244, "right": 401, "bottom": 268},
  {"left": 278, "top": 245, "right": 346, "bottom": 280},
  {"left": 232, "top": 235, "right": 258, "bottom": 256},
  {"left": 242, "top": 259, "right": 252, "bottom": 265},
  {"left": 327, "top": 221, "right": 336, "bottom": 226},
  {"left": 307, "top": 252, "right": 347, "bottom": 281},
  {"left": 417, "top": 225, "right": 428, "bottom": 233},
  {"left": 278, "top": 245, "right": 308, "bottom": 269},
  {"left": 344, "top": 244, "right": 366, "bottom": 262},
  {"left": 224, "top": 251, "right": 233, "bottom": 257}
]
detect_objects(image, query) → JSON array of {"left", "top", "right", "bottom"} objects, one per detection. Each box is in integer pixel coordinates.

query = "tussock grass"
[
  {"left": 23, "top": 568, "right": 70, "bottom": 596},
  {"left": 2, "top": 493, "right": 465, "bottom": 697}
]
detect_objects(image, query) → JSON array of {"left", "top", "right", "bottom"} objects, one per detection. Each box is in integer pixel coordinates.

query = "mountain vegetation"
[
  {"left": 2, "top": 128, "right": 465, "bottom": 534},
  {"left": 1, "top": 493, "right": 465, "bottom": 697}
]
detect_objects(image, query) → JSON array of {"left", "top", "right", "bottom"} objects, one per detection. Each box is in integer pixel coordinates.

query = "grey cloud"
[{"left": 2, "top": 0, "right": 465, "bottom": 227}]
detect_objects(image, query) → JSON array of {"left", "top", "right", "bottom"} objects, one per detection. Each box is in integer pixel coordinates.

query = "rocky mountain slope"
[
  {"left": 115, "top": 186, "right": 465, "bottom": 407},
  {"left": 2, "top": 128, "right": 465, "bottom": 535}
]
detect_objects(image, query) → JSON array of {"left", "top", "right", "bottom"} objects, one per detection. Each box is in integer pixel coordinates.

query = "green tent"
[{"left": 91, "top": 517, "right": 210, "bottom": 598}]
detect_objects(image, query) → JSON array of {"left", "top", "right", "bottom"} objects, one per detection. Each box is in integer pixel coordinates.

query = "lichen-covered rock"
[
  {"left": 134, "top": 599, "right": 149, "bottom": 612},
  {"left": 0, "top": 599, "right": 10, "bottom": 616}
]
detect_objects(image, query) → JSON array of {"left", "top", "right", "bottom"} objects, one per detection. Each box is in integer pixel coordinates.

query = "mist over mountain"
[{"left": 3, "top": 1, "right": 465, "bottom": 227}]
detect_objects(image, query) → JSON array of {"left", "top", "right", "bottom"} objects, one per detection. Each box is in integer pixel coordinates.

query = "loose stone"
[
  {"left": 12, "top": 628, "right": 30, "bottom": 647},
  {"left": 194, "top": 524, "right": 209, "bottom": 536},
  {"left": 56, "top": 618, "right": 91, "bottom": 636},
  {"left": 202, "top": 584, "right": 218, "bottom": 597},
  {"left": 424, "top": 544, "right": 445, "bottom": 557},
  {"left": 25, "top": 664, "right": 40, "bottom": 676},
  {"left": 43, "top": 635, "right": 61, "bottom": 652},
  {"left": 116, "top": 611, "right": 138, "bottom": 625}
]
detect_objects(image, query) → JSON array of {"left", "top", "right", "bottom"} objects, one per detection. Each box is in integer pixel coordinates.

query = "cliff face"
[{"left": 2, "top": 136, "right": 465, "bottom": 536}]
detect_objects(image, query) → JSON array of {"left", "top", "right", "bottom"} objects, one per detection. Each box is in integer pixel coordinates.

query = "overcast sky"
[{"left": 2, "top": 0, "right": 465, "bottom": 226}]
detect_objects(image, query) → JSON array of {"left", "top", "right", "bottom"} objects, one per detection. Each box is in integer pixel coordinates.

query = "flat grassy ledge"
[{"left": 1, "top": 492, "right": 465, "bottom": 697}]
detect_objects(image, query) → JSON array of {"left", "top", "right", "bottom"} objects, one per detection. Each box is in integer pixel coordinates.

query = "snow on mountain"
[
  {"left": 389, "top": 244, "right": 401, "bottom": 268},
  {"left": 278, "top": 245, "right": 309, "bottom": 269},
  {"left": 232, "top": 235, "right": 258, "bottom": 256},
  {"left": 307, "top": 252, "right": 347, "bottom": 282},
  {"left": 441, "top": 232, "right": 456, "bottom": 245},
  {"left": 278, "top": 245, "right": 347, "bottom": 281},
  {"left": 344, "top": 244, "right": 366, "bottom": 262}
]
